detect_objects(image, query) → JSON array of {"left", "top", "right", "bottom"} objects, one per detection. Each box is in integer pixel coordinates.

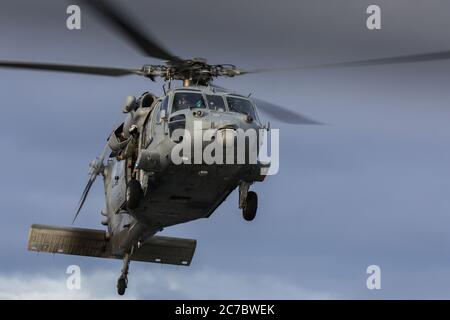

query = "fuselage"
[{"left": 102, "top": 86, "right": 268, "bottom": 256}]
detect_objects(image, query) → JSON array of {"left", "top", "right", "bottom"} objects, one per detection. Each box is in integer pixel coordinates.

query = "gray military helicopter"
[{"left": 3, "top": 0, "right": 450, "bottom": 295}]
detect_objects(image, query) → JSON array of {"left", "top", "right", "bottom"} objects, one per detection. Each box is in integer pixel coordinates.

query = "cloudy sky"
[{"left": 1, "top": 0, "right": 450, "bottom": 299}]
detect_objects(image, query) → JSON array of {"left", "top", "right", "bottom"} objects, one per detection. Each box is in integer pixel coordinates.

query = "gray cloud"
[{"left": 0, "top": 267, "right": 334, "bottom": 299}]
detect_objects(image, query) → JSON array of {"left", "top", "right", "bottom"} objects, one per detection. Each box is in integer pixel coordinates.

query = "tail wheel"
[
  {"left": 243, "top": 191, "right": 258, "bottom": 221},
  {"left": 127, "top": 179, "right": 143, "bottom": 210},
  {"left": 117, "top": 277, "right": 127, "bottom": 296}
]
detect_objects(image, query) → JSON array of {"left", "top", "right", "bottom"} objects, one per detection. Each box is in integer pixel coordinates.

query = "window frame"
[
  {"left": 205, "top": 93, "right": 227, "bottom": 112},
  {"left": 157, "top": 96, "right": 169, "bottom": 123},
  {"left": 169, "top": 90, "right": 208, "bottom": 114},
  {"left": 141, "top": 99, "right": 161, "bottom": 148},
  {"left": 225, "top": 95, "right": 259, "bottom": 120}
]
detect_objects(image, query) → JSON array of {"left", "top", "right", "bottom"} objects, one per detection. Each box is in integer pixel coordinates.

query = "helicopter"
[{"left": 3, "top": 0, "right": 450, "bottom": 295}]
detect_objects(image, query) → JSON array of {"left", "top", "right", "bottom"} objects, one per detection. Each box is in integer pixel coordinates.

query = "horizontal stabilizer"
[
  {"left": 132, "top": 235, "right": 196, "bottom": 265},
  {"left": 27, "top": 224, "right": 196, "bottom": 266}
]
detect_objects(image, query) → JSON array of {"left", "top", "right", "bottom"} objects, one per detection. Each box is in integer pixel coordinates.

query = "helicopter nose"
[{"left": 216, "top": 128, "right": 236, "bottom": 147}]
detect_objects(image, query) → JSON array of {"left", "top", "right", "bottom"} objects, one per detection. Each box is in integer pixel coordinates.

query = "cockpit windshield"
[
  {"left": 226, "top": 96, "right": 258, "bottom": 120},
  {"left": 172, "top": 92, "right": 206, "bottom": 113},
  {"left": 206, "top": 94, "right": 226, "bottom": 111}
]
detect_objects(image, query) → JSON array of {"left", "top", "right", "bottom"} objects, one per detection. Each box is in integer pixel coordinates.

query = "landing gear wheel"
[
  {"left": 127, "top": 179, "right": 143, "bottom": 210},
  {"left": 117, "top": 276, "right": 127, "bottom": 296},
  {"left": 243, "top": 191, "right": 258, "bottom": 221},
  {"left": 117, "top": 251, "right": 131, "bottom": 296}
]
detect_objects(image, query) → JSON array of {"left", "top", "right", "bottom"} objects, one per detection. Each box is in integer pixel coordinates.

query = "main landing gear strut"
[{"left": 239, "top": 182, "right": 258, "bottom": 221}]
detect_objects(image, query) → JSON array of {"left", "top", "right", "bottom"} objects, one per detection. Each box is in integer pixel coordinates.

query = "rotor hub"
[{"left": 140, "top": 60, "right": 244, "bottom": 85}]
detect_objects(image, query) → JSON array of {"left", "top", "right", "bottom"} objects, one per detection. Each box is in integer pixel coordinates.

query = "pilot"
[{"left": 177, "top": 94, "right": 190, "bottom": 110}]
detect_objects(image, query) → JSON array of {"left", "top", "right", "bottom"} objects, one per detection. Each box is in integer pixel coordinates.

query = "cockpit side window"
[
  {"left": 143, "top": 100, "right": 160, "bottom": 146},
  {"left": 205, "top": 94, "right": 226, "bottom": 111},
  {"left": 172, "top": 92, "right": 206, "bottom": 113},
  {"left": 226, "top": 96, "right": 258, "bottom": 120},
  {"left": 159, "top": 96, "right": 169, "bottom": 122}
]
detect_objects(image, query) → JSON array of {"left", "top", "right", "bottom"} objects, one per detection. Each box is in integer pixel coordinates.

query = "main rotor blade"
[
  {"left": 252, "top": 98, "right": 322, "bottom": 125},
  {"left": 243, "top": 50, "right": 450, "bottom": 74},
  {"left": 303, "top": 50, "right": 450, "bottom": 69},
  {"left": 0, "top": 61, "right": 143, "bottom": 77},
  {"left": 81, "top": 0, "right": 178, "bottom": 61},
  {"left": 211, "top": 85, "right": 321, "bottom": 125},
  {"left": 73, "top": 174, "right": 97, "bottom": 224},
  {"left": 72, "top": 144, "right": 110, "bottom": 224}
]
